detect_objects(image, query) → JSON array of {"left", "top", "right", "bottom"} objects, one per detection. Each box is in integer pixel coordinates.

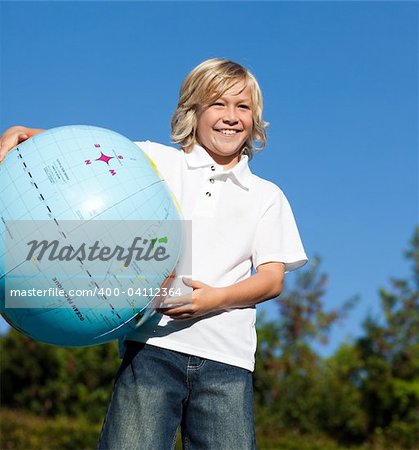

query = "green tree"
[
  {"left": 355, "top": 228, "right": 419, "bottom": 448},
  {"left": 310, "top": 229, "right": 419, "bottom": 448},
  {"left": 317, "top": 343, "right": 368, "bottom": 443},
  {"left": 254, "top": 256, "right": 357, "bottom": 435},
  {"left": 0, "top": 330, "right": 120, "bottom": 422}
]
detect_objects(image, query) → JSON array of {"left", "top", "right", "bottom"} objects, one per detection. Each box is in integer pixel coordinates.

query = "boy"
[{"left": 0, "top": 58, "right": 307, "bottom": 449}]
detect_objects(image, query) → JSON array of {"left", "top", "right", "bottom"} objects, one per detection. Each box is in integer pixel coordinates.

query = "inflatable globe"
[{"left": 0, "top": 125, "right": 182, "bottom": 347}]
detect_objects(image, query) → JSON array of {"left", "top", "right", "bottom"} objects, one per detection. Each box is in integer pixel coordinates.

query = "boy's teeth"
[{"left": 220, "top": 129, "right": 237, "bottom": 135}]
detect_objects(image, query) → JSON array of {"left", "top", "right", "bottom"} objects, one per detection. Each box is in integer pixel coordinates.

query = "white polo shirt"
[{"left": 122, "top": 141, "right": 307, "bottom": 371}]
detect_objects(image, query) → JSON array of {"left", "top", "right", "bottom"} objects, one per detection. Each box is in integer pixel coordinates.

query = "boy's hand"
[
  {"left": 156, "top": 277, "right": 226, "bottom": 320},
  {"left": 0, "top": 126, "right": 44, "bottom": 163}
]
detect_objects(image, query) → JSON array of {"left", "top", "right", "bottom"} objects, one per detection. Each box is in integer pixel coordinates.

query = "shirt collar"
[{"left": 184, "top": 144, "right": 252, "bottom": 190}]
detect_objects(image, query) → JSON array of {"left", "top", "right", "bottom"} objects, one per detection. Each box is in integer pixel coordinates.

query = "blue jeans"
[{"left": 98, "top": 342, "right": 256, "bottom": 450}]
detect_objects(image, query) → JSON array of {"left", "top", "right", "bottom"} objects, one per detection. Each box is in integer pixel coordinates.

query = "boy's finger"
[
  {"left": 157, "top": 305, "right": 192, "bottom": 317},
  {"left": 161, "top": 295, "right": 192, "bottom": 306},
  {"left": 0, "top": 138, "right": 14, "bottom": 154},
  {"left": 157, "top": 298, "right": 191, "bottom": 311},
  {"left": 13, "top": 133, "right": 28, "bottom": 147},
  {"left": 18, "top": 133, "right": 29, "bottom": 142},
  {"left": 0, "top": 134, "right": 25, "bottom": 161},
  {"left": 0, "top": 145, "right": 7, "bottom": 162}
]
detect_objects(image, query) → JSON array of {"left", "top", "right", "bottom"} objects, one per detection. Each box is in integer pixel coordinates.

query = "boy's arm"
[
  {"left": 219, "top": 262, "right": 285, "bottom": 307},
  {"left": 157, "top": 262, "right": 285, "bottom": 320},
  {"left": 0, "top": 126, "right": 45, "bottom": 162}
]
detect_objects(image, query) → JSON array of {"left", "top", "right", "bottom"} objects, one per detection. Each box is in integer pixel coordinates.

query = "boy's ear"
[{"left": 195, "top": 104, "right": 205, "bottom": 115}]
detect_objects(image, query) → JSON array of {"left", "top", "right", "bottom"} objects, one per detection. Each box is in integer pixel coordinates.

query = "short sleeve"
[
  {"left": 252, "top": 189, "right": 308, "bottom": 272},
  {"left": 134, "top": 141, "right": 172, "bottom": 167},
  {"left": 133, "top": 141, "right": 183, "bottom": 200}
]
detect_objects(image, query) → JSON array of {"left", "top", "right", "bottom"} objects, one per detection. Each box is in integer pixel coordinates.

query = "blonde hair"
[{"left": 171, "top": 58, "right": 267, "bottom": 159}]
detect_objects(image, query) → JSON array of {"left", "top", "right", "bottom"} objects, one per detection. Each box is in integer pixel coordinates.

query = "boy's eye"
[
  {"left": 239, "top": 104, "right": 250, "bottom": 110},
  {"left": 211, "top": 102, "right": 224, "bottom": 107}
]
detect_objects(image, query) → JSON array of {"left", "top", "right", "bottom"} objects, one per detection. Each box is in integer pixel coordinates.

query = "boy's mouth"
[{"left": 214, "top": 128, "right": 242, "bottom": 136}]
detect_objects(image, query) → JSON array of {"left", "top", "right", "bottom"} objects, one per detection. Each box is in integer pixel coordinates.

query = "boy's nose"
[
  {"left": 223, "top": 108, "right": 239, "bottom": 124},
  {"left": 223, "top": 118, "right": 238, "bottom": 125}
]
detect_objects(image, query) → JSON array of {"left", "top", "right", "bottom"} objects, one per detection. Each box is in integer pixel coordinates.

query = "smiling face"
[{"left": 196, "top": 82, "right": 253, "bottom": 169}]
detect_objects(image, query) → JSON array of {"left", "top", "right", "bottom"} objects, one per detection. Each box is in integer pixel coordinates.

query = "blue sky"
[{"left": 0, "top": 1, "right": 417, "bottom": 355}]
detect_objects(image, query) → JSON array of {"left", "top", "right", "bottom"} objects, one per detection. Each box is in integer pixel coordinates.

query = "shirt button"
[
  {"left": 209, "top": 178, "right": 215, "bottom": 183},
  {"left": 205, "top": 192, "right": 212, "bottom": 197},
  {"left": 210, "top": 165, "right": 215, "bottom": 171}
]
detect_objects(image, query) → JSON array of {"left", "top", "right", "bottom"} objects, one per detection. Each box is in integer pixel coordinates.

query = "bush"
[
  {"left": 0, "top": 408, "right": 102, "bottom": 450},
  {"left": 0, "top": 331, "right": 120, "bottom": 421}
]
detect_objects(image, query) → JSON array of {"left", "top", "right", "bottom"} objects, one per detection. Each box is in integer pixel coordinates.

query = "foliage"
[
  {"left": 317, "top": 343, "right": 368, "bottom": 443},
  {"left": 0, "top": 408, "right": 101, "bottom": 450},
  {"left": 354, "top": 227, "right": 419, "bottom": 448},
  {"left": 254, "top": 230, "right": 419, "bottom": 448},
  {"left": 254, "top": 255, "right": 357, "bottom": 434},
  {"left": 0, "top": 408, "right": 368, "bottom": 450},
  {"left": 277, "top": 256, "right": 356, "bottom": 350},
  {"left": 0, "top": 333, "right": 120, "bottom": 422}
]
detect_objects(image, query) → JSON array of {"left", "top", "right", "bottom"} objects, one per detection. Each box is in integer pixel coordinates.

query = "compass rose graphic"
[
  {"left": 95, "top": 152, "right": 114, "bottom": 165},
  {"left": 85, "top": 145, "right": 123, "bottom": 176}
]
